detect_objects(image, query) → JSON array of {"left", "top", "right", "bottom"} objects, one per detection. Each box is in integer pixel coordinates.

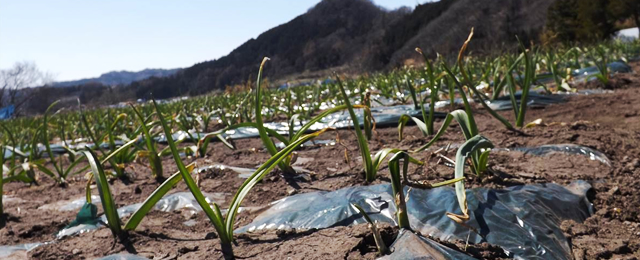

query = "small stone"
[
  {"left": 596, "top": 208, "right": 609, "bottom": 216},
  {"left": 287, "top": 189, "right": 298, "bottom": 195},
  {"left": 178, "top": 245, "right": 199, "bottom": 254},
  {"left": 293, "top": 173, "right": 311, "bottom": 182},
  {"left": 72, "top": 249, "right": 81, "bottom": 255},
  {"left": 276, "top": 228, "right": 295, "bottom": 237},
  {"left": 183, "top": 220, "right": 197, "bottom": 227},
  {"left": 180, "top": 210, "right": 197, "bottom": 220},
  {"left": 625, "top": 159, "right": 640, "bottom": 171},
  {"left": 607, "top": 186, "right": 620, "bottom": 195}
]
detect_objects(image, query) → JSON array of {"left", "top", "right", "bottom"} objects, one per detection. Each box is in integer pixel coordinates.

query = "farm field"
[{"left": 2, "top": 37, "right": 640, "bottom": 259}]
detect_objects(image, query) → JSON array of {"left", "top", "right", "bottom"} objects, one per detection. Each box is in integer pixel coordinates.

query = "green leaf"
[
  {"left": 412, "top": 110, "right": 472, "bottom": 153},
  {"left": 152, "top": 98, "right": 229, "bottom": 244},
  {"left": 290, "top": 104, "right": 367, "bottom": 142},
  {"left": 478, "top": 150, "right": 491, "bottom": 174},
  {"left": 34, "top": 163, "right": 57, "bottom": 179},
  {"left": 100, "top": 138, "right": 139, "bottom": 165},
  {"left": 225, "top": 122, "right": 288, "bottom": 145},
  {"left": 335, "top": 76, "right": 373, "bottom": 181},
  {"left": 429, "top": 177, "right": 465, "bottom": 188},
  {"left": 82, "top": 148, "right": 122, "bottom": 236},
  {"left": 63, "top": 153, "right": 88, "bottom": 178},
  {"left": 124, "top": 163, "right": 195, "bottom": 230},
  {"left": 441, "top": 62, "right": 479, "bottom": 137},
  {"left": 351, "top": 203, "right": 388, "bottom": 255},
  {"left": 448, "top": 135, "right": 494, "bottom": 223},
  {"left": 42, "top": 100, "right": 63, "bottom": 181},
  {"left": 398, "top": 115, "right": 428, "bottom": 141},
  {"left": 465, "top": 81, "right": 515, "bottom": 131},
  {"left": 225, "top": 128, "right": 329, "bottom": 241},
  {"left": 253, "top": 58, "right": 278, "bottom": 154},
  {"left": 130, "top": 104, "right": 163, "bottom": 179},
  {"left": 372, "top": 148, "right": 423, "bottom": 178},
  {"left": 387, "top": 152, "right": 412, "bottom": 229},
  {"left": 252, "top": 58, "right": 293, "bottom": 174}
]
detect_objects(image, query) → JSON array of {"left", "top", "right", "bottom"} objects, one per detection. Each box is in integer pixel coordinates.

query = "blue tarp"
[{"left": 0, "top": 105, "right": 15, "bottom": 120}]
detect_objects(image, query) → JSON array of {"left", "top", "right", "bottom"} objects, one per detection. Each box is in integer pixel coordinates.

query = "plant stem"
[
  {"left": 389, "top": 154, "right": 410, "bottom": 229},
  {"left": 335, "top": 75, "right": 373, "bottom": 182}
]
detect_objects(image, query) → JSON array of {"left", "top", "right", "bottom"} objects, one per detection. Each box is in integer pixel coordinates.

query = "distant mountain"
[
  {"left": 53, "top": 68, "right": 181, "bottom": 87},
  {"left": 130, "top": 0, "right": 408, "bottom": 99},
  {"left": 129, "top": 0, "right": 556, "bottom": 99},
  {"left": 28, "top": 0, "right": 561, "bottom": 111},
  {"left": 384, "top": 0, "right": 555, "bottom": 66}
]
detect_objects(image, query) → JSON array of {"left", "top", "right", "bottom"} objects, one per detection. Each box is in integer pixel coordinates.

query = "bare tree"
[{"left": 0, "top": 61, "right": 54, "bottom": 114}]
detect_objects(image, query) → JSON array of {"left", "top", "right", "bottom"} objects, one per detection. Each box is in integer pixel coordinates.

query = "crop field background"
[{"left": 1, "top": 0, "right": 640, "bottom": 259}]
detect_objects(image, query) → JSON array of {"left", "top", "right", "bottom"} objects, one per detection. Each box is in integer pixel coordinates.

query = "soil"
[{"left": 1, "top": 61, "right": 640, "bottom": 259}]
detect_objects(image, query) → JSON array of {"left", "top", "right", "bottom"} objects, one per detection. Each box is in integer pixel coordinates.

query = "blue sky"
[{"left": 0, "top": 0, "right": 428, "bottom": 81}]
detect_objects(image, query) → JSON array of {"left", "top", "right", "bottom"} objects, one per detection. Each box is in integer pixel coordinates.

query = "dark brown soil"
[{"left": 1, "top": 61, "right": 639, "bottom": 259}]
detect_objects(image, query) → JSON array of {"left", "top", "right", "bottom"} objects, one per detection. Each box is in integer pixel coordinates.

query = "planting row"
[{"left": 1, "top": 31, "right": 638, "bottom": 259}]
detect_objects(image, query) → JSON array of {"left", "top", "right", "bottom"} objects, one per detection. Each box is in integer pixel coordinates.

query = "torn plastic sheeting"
[
  {"left": 2, "top": 195, "right": 25, "bottom": 204},
  {"left": 2, "top": 146, "right": 30, "bottom": 160},
  {"left": 37, "top": 141, "right": 124, "bottom": 157},
  {"left": 195, "top": 164, "right": 314, "bottom": 179},
  {"left": 155, "top": 104, "right": 449, "bottom": 142},
  {"left": 425, "top": 144, "right": 610, "bottom": 167},
  {"left": 0, "top": 242, "right": 43, "bottom": 258},
  {"left": 238, "top": 181, "right": 592, "bottom": 259},
  {"left": 487, "top": 91, "right": 565, "bottom": 111},
  {"left": 572, "top": 60, "right": 633, "bottom": 76},
  {"left": 378, "top": 229, "right": 475, "bottom": 260},
  {"left": 153, "top": 130, "right": 204, "bottom": 143},
  {"left": 56, "top": 191, "right": 227, "bottom": 238},
  {"left": 399, "top": 88, "right": 608, "bottom": 115},
  {"left": 4, "top": 89, "right": 609, "bottom": 160},
  {"left": 38, "top": 195, "right": 101, "bottom": 211},
  {"left": 196, "top": 164, "right": 257, "bottom": 179},
  {"left": 237, "top": 184, "right": 396, "bottom": 232},
  {"left": 1, "top": 141, "right": 125, "bottom": 159},
  {"left": 275, "top": 139, "right": 336, "bottom": 149},
  {"left": 572, "top": 89, "right": 614, "bottom": 95},
  {"left": 4, "top": 87, "right": 617, "bottom": 160},
  {"left": 512, "top": 60, "right": 631, "bottom": 86},
  {"left": 500, "top": 144, "right": 611, "bottom": 166},
  {"left": 572, "top": 61, "right": 632, "bottom": 83},
  {"left": 208, "top": 105, "right": 428, "bottom": 140},
  {"left": 119, "top": 89, "right": 614, "bottom": 144},
  {"left": 2, "top": 147, "right": 21, "bottom": 160},
  {"left": 525, "top": 61, "right": 632, "bottom": 85},
  {"left": 409, "top": 181, "right": 592, "bottom": 259}
]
